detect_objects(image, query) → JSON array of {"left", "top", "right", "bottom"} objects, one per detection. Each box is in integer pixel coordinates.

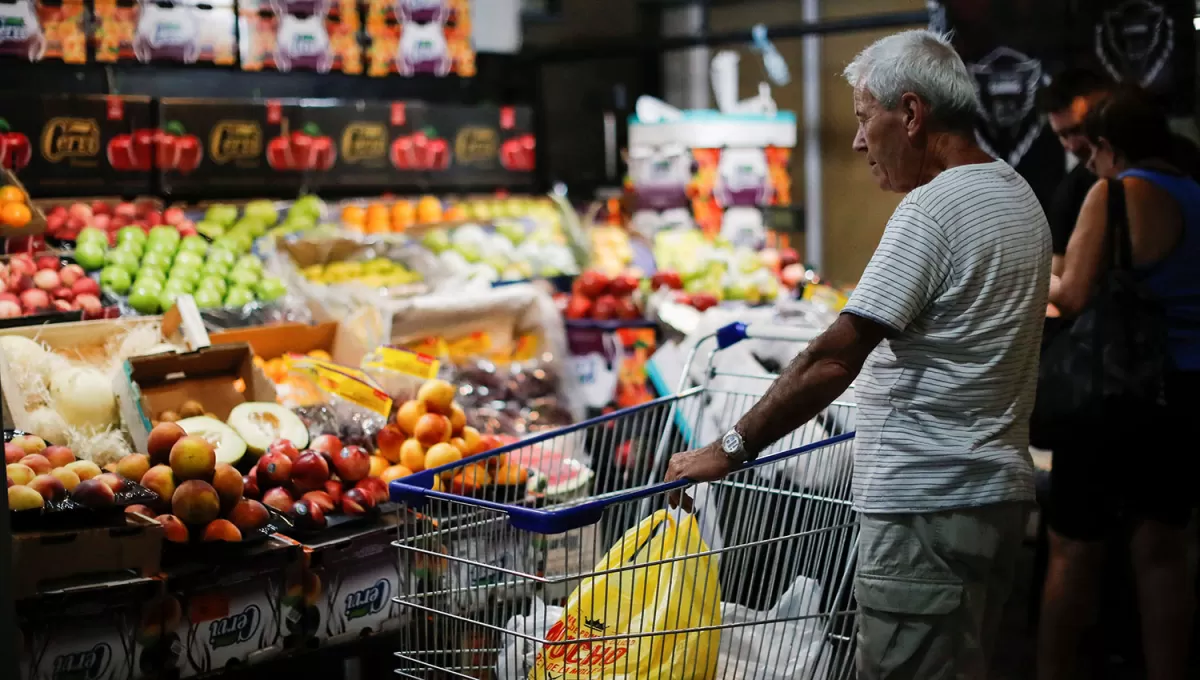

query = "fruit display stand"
[{"left": 11, "top": 512, "right": 163, "bottom": 599}]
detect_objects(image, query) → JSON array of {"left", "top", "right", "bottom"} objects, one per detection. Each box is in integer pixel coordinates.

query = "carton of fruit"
[
  {"left": 238, "top": 0, "right": 362, "bottom": 74},
  {"left": 17, "top": 577, "right": 161, "bottom": 679},
  {"left": 93, "top": 0, "right": 236, "bottom": 65},
  {"left": 0, "top": 0, "right": 88, "bottom": 65},
  {"left": 163, "top": 541, "right": 297, "bottom": 676}
]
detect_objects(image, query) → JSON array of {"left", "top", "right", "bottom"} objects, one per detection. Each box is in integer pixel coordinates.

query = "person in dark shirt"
[{"left": 1036, "top": 69, "right": 1115, "bottom": 274}]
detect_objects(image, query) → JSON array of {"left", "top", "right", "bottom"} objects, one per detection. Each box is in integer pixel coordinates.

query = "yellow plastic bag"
[{"left": 532, "top": 509, "right": 721, "bottom": 679}]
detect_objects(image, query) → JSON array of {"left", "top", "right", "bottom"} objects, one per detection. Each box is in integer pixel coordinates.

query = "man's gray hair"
[{"left": 843, "top": 30, "right": 980, "bottom": 130}]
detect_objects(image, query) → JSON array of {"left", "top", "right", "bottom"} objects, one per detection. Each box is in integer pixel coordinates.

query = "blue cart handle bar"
[{"left": 388, "top": 431, "right": 855, "bottom": 535}]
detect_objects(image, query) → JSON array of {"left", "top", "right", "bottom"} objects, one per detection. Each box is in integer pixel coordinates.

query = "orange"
[
  {"left": 0, "top": 202, "right": 32, "bottom": 228},
  {"left": 443, "top": 203, "right": 467, "bottom": 222},
  {"left": 341, "top": 205, "right": 366, "bottom": 226},
  {"left": 416, "top": 196, "right": 443, "bottom": 224},
  {"left": 0, "top": 186, "right": 23, "bottom": 203},
  {"left": 380, "top": 464, "right": 413, "bottom": 485}
]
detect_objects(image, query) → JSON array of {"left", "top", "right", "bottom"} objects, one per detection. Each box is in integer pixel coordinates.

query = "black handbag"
[{"left": 1031, "top": 179, "right": 1169, "bottom": 438}]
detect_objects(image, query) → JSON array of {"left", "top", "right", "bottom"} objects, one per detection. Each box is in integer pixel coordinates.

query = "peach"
[
  {"left": 125, "top": 503, "right": 157, "bottom": 519},
  {"left": 414, "top": 413, "right": 451, "bottom": 448},
  {"left": 323, "top": 480, "right": 343, "bottom": 506},
  {"left": 7, "top": 463, "right": 35, "bottom": 486},
  {"left": 300, "top": 490, "right": 336, "bottom": 513},
  {"left": 461, "top": 426, "right": 482, "bottom": 455},
  {"left": 65, "top": 460, "right": 102, "bottom": 481},
  {"left": 140, "top": 465, "right": 176, "bottom": 504},
  {"left": 332, "top": 446, "right": 370, "bottom": 483},
  {"left": 395, "top": 400, "right": 426, "bottom": 435},
  {"left": 19, "top": 454, "right": 51, "bottom": 475},
  {"left": 211, "top": 463, "right": 243, "bottom": 512},
  {"left": 380, "top": 464, "right": 413, "bottom": 485},
  {"left": 11, "top": 434, "right": 46, "bottom": 456},
  {"left": 228, "top": 499, "right": 270, "bottom": 533},
  {"left": 309, "top": 434, "right": 342, "bottom": 457},
  {"left": 291, "top": 452, "right": 330, "bottom": 492},
  {"left": 169, "top": 436, "right": 216, "bottom": 482},
  {"left": 424, "top": 443, "right": 462, "bottom": 477},
  {"left": 369, "top": 455, "right": 389, "bottom": 478},
  {"left": 262, "top": 487, "right": 294, "bottom": 513},
  {"left": 290, "top": 498, "right": 326, "bottom": 531},
  {"left": 399, "top": 439, "right": 425, "bottom": 472},
  {"left": 42, "top": 445, "right": 75, "bottom": 469},
  {"left": 418, "top": 379, "right": 455, "bottom": 415},
  {"left": 171, "top": 480, "right": 220, "bottom": 526},
  {"left": 376, "top": 422, "right": 405, "bottom": 463},
  {"left": 340, "top": 487, "right": 375, "bottom": 516},
  {"left": 448, "top": 403, "right": 467, "bottom": 435},
  {"left": 268, "top": 438, "right": 301, "bottom": 463},
  {"left": 116, "top": 453, "right": 150, "bottom": 482},
  {"left": 5, "top": 442, "right": 26, "bottom": 464},
  {"left": 104, "top": 463, "right": 118, "bottom": 473},
  {"left": 147, "top": 422, "right": 186, "bottom": 466},
  {"left": 354, "top": 477, "right": 389, "bottom": 504},
  {"left": 156, "top": 514, "right": 189, "bottom": 543},
  {"left": 493, "top": 464, "right": 529, "bottom": 486},
  {"left": 256, "top": 451, "right": 292, "bottom": 489},
  {"left": 94, "top": 472, "right": 127, "bottom": 494},
  {"left": 72, "top": 478, "right": 116, "bottom": 508},
  {"left": 28, "top": 474, "right": 67, "bottom": 502},
  {"left": 449, "top": 437, "right": 470, "bottom": 457},
  {"left": 50, "top": 467, "right": 80, "bottom": 491},
  {"left": 8, "top": 484, "right": 45, "bottom": 510},
  {"left": 202, "top": 519, "right": 242, "bottom": 542}
]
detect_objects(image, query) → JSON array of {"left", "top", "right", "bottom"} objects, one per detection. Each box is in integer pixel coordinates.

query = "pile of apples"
[
  {"left": 45, "top": 201, "right": 196, "bottom": 244},
  {"left": 375, "top": 378, "right": 525, "bottom": 494},
  {"left": 0, "top": 253, "right": 112, "bottom": 319},
  {"left": 6, "top": 434, "right": 126, "bottom": 511},
  {"left": 563, "top": 270, "right": 644, "bottom": 322},
  {"left": 241, "top": 432, "right": 389, "bottom": 532}
]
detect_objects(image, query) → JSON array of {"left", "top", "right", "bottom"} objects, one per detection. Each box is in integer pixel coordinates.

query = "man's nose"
[{"left": 852, "top": 129, "right": 867, "bottom": 152}]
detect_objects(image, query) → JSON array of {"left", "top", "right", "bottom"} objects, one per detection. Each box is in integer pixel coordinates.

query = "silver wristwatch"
[{"left": 721, "top": 428, "right": 752, "bottom": 465}]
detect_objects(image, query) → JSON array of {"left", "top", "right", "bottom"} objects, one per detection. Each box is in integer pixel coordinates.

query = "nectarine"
[
  {"left": 332, "top": 446, "right": 370, "bottom": 483},
  {"left": 262, "top": 487, "right": 293, "bottom": 513},
  {"left": 228, "top": 499, "right": 270, "bottom": 533},
  {"left": 171, "top": 480, "right": 221, "bottom": 526},
  {"left": 424, "top": 443, "right": 462, "bottom": 477},
  {"left": 448, "top": 403, "right": 466, "bottom": 434},
  {"left": 28, "top": 474, "right": 67, "bottom": 502},
  {"left": 9, "top": 484, "right": 44, "bottom": 510},
  {"left": 19, "top": 454, "right": 51, "bottom": 476},
  {"left": 202, "top": 519, "right": 242, "bottom": 542},
  {"left": 147, "top": 422, "right": 186, "bottom": 466},
  {"left": 414, "top": 413, "right": 451, "bottom": 448},
  {"left": 380, "top": 464, "right": 413, "bottom": 485},
  {"left": 72, "top": 478, "right": 116, "bottom": 508},
  {"left": 211, "top": 463, "right": 244, "bottom": 512},
  {"left": 42, "top": 445, "right": 75, "bottom": 469},
  {"left": 399, "top": 439, "right": 425, "bottom": 472},
  {"left": 169, "top": 436, "right": 216, "bottom": 482},
  {"left": 395, "top": 400, "right": 426, "bottom": 435},
  {"left": 7, "top": 463, "right": 35, "bottom": 486},
  {"left": 140, "top": 465, "right": 176, "bottom": 504},
  {"left": 156, "top": 514, "right": 189, "bottom": 542},
  {"left": 64, "top": 460, "right": 102, "bottom": 481},
  {"left": 116, "top": 453, "right": 150, "bottom": 482},
  {"left": 49, "top": 467, "right": 80, "bottom": 492},
  {"left": 418, "top": 379, "right": 455, "bottom": 415}
]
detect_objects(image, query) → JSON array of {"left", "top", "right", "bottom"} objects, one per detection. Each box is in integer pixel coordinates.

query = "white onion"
[
  {"left": 0, "top": 336, "right": 50, "bottom": 387},
  {"left": 50, "top": 367, "right": 118, "bottom": 431},
  {"left": 25, "top": 407, "right": 69, "bottom": 444}
]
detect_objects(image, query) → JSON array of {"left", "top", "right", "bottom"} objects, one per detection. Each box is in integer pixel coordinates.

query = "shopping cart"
[{"left": 388, "top": 322, "right": 859, "bottom": 679}]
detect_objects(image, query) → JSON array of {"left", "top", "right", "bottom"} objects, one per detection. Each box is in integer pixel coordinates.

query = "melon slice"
[
  {"left": 175, "top": 416, "right": 248, "bottom": 466},
  {"left": 506, "top": 442, "right": 591, "bottom": 497},
  {"left": 227, "top": 402, "right": 310, "bottom": 456}
]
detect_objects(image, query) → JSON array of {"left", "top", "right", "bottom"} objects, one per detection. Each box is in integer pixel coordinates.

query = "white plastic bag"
[
  {"left": 716, "top": 574, "right": 831, "bottom": 680},
  {"left": 495, "top": 598, "right": 564, "bottom": 680}
]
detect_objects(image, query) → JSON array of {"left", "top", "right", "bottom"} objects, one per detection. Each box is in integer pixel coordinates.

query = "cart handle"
[
  {"left": 388, "top": 430, "right": 854, "bottom": 535},
  {"left": 715, "top": 321, "right": 823, "bottom": 350}
]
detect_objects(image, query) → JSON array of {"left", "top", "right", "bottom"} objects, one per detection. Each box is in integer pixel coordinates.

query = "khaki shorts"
[{"left": 856, "top": 503, "right": 1028, "bottom": 680}]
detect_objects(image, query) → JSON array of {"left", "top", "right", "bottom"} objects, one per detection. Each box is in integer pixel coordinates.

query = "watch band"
[{"left": 721, "top": 428, "right": 751, "bottom": 465}]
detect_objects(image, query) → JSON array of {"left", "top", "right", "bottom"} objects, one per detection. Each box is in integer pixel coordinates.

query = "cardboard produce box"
[
  {"left": 115, "top": 342, "right": 277, "bottom": 453},
  {"left": 11, "top": 513, "right": 164, "bottom": 600},
  {"left": 160, "top": 541, "right": 298, "bottom": 677},
  {"left": 18, "top": 577, "right": 162, "bottom": 680},
  {"left": 209, "top": 320, "right": 367, "bottom": 367}
]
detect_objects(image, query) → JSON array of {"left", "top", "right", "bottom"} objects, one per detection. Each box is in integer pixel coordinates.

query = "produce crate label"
[
  {"left": 0, "top": 0, "right": 87, "bottom": 64},
  {"left": 172, "top": 563, "right": 286, "bottom": 677},
  {"left": 187, "top": 592, "right": 231, "bottom": 623},
  {"left": 371, "top": 346, "right": 440, "bottom": 380},
  {"left": 0, "top": 95, "right": 154, "bottom": 196}
]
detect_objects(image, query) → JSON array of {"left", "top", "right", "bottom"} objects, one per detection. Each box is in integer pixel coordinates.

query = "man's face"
[
  {"left": 852, "top": 87, "right": 922, "bottom": 194},
  {"left": 1048, "top": 95, "right": 1096, "bottom": 162}
]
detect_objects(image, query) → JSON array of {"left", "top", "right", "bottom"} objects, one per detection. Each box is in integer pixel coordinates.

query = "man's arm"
[{"left": 664, "top": 312, "right": 887, "bottom": 484}]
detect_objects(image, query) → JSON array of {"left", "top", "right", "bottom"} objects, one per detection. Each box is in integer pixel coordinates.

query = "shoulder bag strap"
[{"left": 1106, "top": 178, "right": 1133, "bottom": 271}]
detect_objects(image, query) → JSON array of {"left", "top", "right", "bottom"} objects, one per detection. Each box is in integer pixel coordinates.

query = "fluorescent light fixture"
[{"left": 1194, "top": 15, "right": 1200, "bottom": 30}]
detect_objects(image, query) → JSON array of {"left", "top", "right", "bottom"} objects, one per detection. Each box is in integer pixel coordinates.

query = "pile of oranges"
[
  {"left": 340, "top": 196, "right": 466, "bottom": 234},
  {"left": 0, "top": 185, "right": 33, "bottom": 229}
]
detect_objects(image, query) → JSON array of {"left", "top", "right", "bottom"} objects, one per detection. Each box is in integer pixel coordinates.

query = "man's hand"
[{"left": 664, "top": 442, "right": 735, "bottom": 485}]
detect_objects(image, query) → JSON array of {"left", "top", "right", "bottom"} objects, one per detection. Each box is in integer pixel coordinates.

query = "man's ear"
[{"left": 900, "top": 92, "right": 924, "bottom": 138}]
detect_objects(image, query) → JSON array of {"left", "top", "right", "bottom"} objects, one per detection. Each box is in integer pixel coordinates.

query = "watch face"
[{"left": 722, "top": 431, "right": 741, "bottom": 454}]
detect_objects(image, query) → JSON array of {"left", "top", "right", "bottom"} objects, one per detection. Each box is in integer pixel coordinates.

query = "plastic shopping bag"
[
  {"left": 716, "top": 575, "right": 830, "bottom": 680},
  {"left": 531, "top": 509, "right": 722, "bottom": 679}
]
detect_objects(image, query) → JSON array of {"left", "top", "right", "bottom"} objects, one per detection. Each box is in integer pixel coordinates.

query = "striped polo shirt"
[{"left": 844, "top": 160, "right": 1051, "bottom": 514}]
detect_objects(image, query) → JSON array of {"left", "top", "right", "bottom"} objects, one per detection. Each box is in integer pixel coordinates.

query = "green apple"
[
  {"left": 117, "top": 226, "right": 147, "bottom": 246},
  {"left": 149, "top": 224, "right": 180, "bottom": 241},
  {"left": 224, "top": 286, "right": 255, "bottom": 308},
  {"left": 233, "top": 217, "right": 267, "bottom": 238},
  {"left": 254, "top": 276, "right": 287, "bottom": 302},
  {"left": 197, "top": 276, "right": 227, "bottom": 296},
  {"left": 99, "top": 266, "right": 132, "bottom": 294},
  {"left": 169, "top": 266, "right": 201, "bottom": 285},
  {"left": 243, "top": 200, "right": 279, "bottom": 227},
  {"left": 205, "top": 248, "right": 236, "bottom": 268},
  {"left": 104, "top": 249, "right": 140, "bottom": 275},
  {"left": 172, "top": 251, "right": 204, "bottom": 271},
  {"left": 74, "top": 242, "right": 107, "bottom": 271},
  {"left": 165, "top": 276, "right": 195, "bottom": 294},
  {"left": 196, "top": 221, "right": 225, "bottom": 240},
  {"left": 192, "top": 287, "right": 223, "bottom": 309},
  {"left": 289, "top": 194, "right": 324, "bottom": 222},
  {"left": 114, "top": 239, "right": 143, "bottom": 259},
  {"left": 145, "top": 239, "right": 177, "bottom": 258},
  {"left": 77, "top": 227, "right": 108, "bottom": 247},
  {"left": 234, "top": 255, "right": 263, "bottom": 273},
  {"left": 128, "top": 287, "right": 161, "bottom": 314},
  {"left": 157, "top": 290, "right": 181, "bottom": 314},
  {"left": 131, "top": 277, "right": 162, "bottom": 297},
  {"left": 227, "top": 268, "right": 259, "bottom": 288},
  {"left": 204, "top": 204, "right": 238, "bottom": 227},
  {"left": 179, "top": 235, "right": 209, "bottom": 256},
  {"left": 201, "top": 261, "right": 230, "bottom": 278},
  {"left": 421, "top": 230, "right": 451, "bottom": 254},
  {"left": 136, "top": 268, "right": 167, "bottom": 286},
  {"left": 141, "top": 250, "right": 173, "bottom": 271}
]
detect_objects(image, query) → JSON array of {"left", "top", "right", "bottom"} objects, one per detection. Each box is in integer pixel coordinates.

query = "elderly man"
[{"left": 666, "top": 30, "right": 1051, "bottom": 678}]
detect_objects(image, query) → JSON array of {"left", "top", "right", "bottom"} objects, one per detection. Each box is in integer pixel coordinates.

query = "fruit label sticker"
[
  {"left": 297, "top": 361, "right": 393, "bottom": 418},
  {"left": 207, "top": 604, "right": 261, "bottom": 649},
  {"left": 343, "top": 578, "right": 391, "bottom": 620},
  {"left": 372, "top": 346, "right": 440, "bottom": 380},
  {"left": 52, "top": 642, "right": 112, "bottom": 680}
]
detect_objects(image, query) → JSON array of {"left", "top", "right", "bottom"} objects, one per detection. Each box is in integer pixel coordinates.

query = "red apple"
[
  {"left": 74, "top": 294, "right": 102, "bottom": 317},
  {"left": 267, "top": 439, "right": 301, "bottom": 463},
  {"left": 652, "top": 270, "right": 683, "bottom": 291},
  {"left": 90, "top": 200, "right": 110, "bottom": 216},
  {"left": 177, "top": 222, "right": 197, "bottom": 238},
  {"left": 52, "top": 300, "right": 72, "bottom": 312},
  {"left": 262, "top": 487, "right": 293, "bottom": 513},
  {"left": 163, "top": 207, "right": 186, "bottom": 225},
  {"left": 255, "top": 451, "right": 292, "bottom": 489},
  {"left": 691, "top": 292, "right": 718, "bottom": 312},
  {"left": 575, "top": 270, "right": 609, "bottom": 298},
  {"left": 91, "top": 214, "right": 111, "bottom": 231},
  {"left": 52, "top": 287, "right": 73, "bottom": 302},
  {"left": 59, "top": 264, "right": 85, "bottom": 287},
  {"left": 0, "top": 300, "right": 21, "bottom": 318},
  {"left": 614, "top": 297, "right": 640, "bottom": 320},
  {"left": 33, "top": 270, "right": 60, "bottom": 291},
  {"left": 20, "top": 289, "right": 50, "bottom": 312},
  {"left": 779, "top": 247, "right": 800, "bottom": 268},
  {"left": 71, "top": 277, "right": 100, "bottom": 297},
  {"left": 331, "top": 446, "right": 370, "bottom": 483},
  {"left": 143, "top": 210, "right": 162, "bottom": 226},
  {"left": 310, "top": 434, "right": 342, "bottom": 457},
  {"left": 46, "top": 212, "right": 66, "bottom": 235},
  {"left": 591, "top": 295, "right": 618, "bottom": 321},
  {"left": 114, "top": 202, "right": 137, "bottom": 220},
  {"left": 291, "top": 452, "right": 330, "bottom": 492},
  {"left": 35, "top": 256, "right": 60, "bottom": 272},
  {"left": 564, "top": 296, "right": 592, "bottom": 320},
  {"left": 8, "top": 273, "right": 31, "bottom": 294},
  {"left": 608, "top": 273, "right": 639, "bottom": 297},
  {"left": 9, "top": 256, "right": 35, "bottom": 277},
  {"left": 67, "top": 203, "right": 92, "bottom": 223}
]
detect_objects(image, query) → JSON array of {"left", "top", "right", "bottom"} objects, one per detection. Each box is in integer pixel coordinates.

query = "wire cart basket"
[{"left": 388, "top": 322, "right": 859, "bottom": 679}]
